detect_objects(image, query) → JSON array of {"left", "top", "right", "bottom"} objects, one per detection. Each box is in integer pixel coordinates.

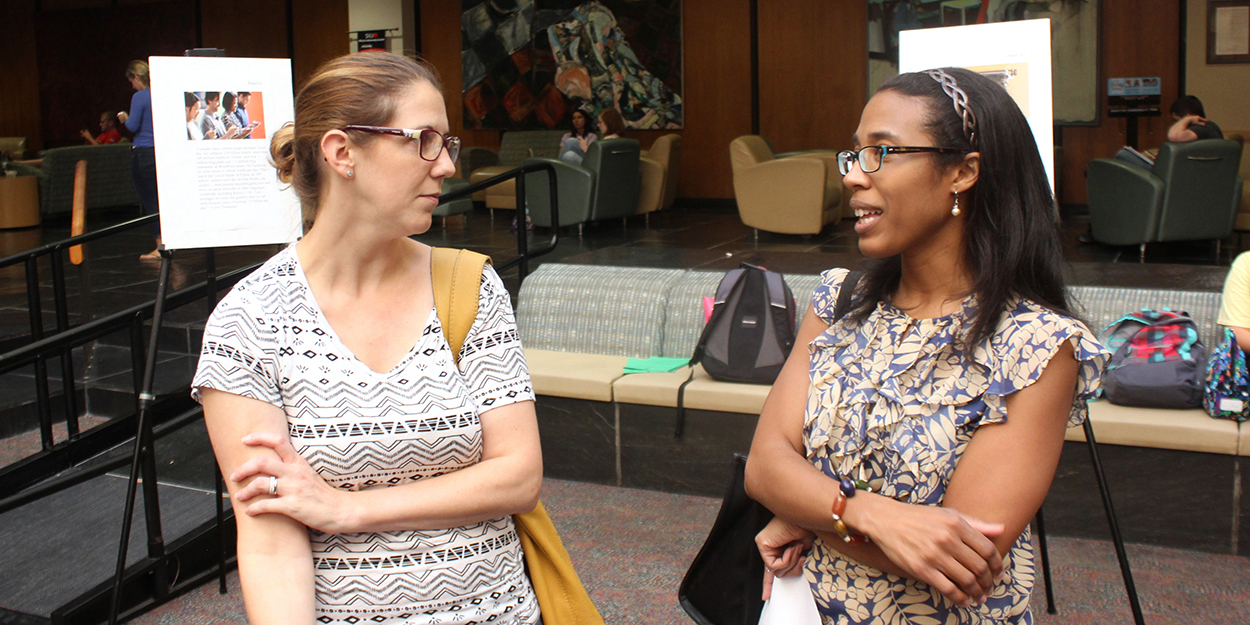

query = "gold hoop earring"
[{"left": 951, "top": 194, "right": 960, "bottom": 217}]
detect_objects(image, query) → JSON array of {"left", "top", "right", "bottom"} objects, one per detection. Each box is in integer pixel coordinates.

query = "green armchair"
[
  {"left": 521, "top": 138, "right": 642, "bottom": 231},
  {"left": 1088, "top": 139, "right": 1243, "bottom": 261}
]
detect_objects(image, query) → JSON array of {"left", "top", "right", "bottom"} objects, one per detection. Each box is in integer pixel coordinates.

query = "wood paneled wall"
[
  {"left": 758, "top": 2, "right": 867, "bottom": 154},
  {"left": 1058, "top": 0, "right": 1182, "bottom": 205},
  {"left": 0, "top": 0, "right": 348, "bottom": 153},
  {"left": 291, "top": 0, "right": 350, "bottom": 91},
  {"left": 201, "top": 0, "right": 290, "bottom": 60},
  {"left": 35, "top": 2, "right": 197, "bottom": 148},
  {"left": 1, "top": 0, "right": 1181, "bottom": 203},
  {"left": 0, "top": 0, "right": 42, "bottom": 152}
]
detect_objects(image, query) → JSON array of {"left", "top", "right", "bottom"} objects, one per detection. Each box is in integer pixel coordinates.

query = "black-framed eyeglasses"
[
  {"left": 836, "top": 145, "right": 968, "bottom": 175},
  {"left": 342, "top": 125, "right": 461, "bottom": 164}
]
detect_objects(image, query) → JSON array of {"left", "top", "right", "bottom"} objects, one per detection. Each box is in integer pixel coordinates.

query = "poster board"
[
  {"left": 149, "top": 56, "right": 302, "bottom": 250},
  {"left": 899, "top": 19, "right": 1055, "bottom": 192}
]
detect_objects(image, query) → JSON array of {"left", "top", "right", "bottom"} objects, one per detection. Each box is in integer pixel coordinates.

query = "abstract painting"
[{"left": 461, "top": 0, "right": 683, "bottom": 130}]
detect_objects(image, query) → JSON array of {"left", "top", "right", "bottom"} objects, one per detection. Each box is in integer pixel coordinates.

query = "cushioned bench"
[
  {"left": 517, "top": 262, "right": 1247, "bottom": 552},
  {"left": 517, "top": 263, "right": 1247, "bottom": 474}
]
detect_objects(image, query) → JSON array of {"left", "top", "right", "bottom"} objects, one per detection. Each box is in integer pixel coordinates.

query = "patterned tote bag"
[{"left": 1203, "top": 328, "right": 1250, "bottom": 422}]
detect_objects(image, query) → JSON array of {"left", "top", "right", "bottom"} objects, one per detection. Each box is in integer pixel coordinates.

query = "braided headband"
[{"left": 926, "top": 69, "right": 978, "bottom": 148}]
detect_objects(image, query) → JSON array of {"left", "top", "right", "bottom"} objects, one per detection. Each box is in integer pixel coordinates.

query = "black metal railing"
[
  {"left": 0, "top": 214, "right": 159, "bottom": 454},
  {"left": 0, "top": 260, "right": 256, "bottom": 501},
  {"left": 437, "top": 161, "right": 561, "bottom": 282},
  {"left": 0, "top": 161, "right": 562, "bottom": 623}
]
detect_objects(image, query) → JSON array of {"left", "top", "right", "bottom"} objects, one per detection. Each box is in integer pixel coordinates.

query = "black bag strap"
[{"left": 835, "top": 270, "right": 862, "bottom": 322}]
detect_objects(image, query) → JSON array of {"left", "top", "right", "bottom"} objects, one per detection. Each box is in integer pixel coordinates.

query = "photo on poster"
[
  {"left": 183, "top": 91, "right": 267, "bottom": 141},
  {"left": 150, "top": 56, "right": 300, "bottom": 251},
  {"left": 899, "top": 19, "right": 1055, "bottom": 191}
]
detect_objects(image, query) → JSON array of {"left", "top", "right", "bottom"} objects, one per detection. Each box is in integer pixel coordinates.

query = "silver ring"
[{"left": 268, "top": 476, "right": 278, "bottom": 496}]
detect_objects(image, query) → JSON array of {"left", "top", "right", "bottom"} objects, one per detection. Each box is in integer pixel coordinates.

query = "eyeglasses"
[
  {"left": 341, "top": 125, "right": 461, "bottom": 164},
  {"left": 836, "top": 146, "right": 968, "bottom": 175}
]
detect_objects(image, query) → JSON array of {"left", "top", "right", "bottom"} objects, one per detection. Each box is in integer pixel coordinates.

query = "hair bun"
[{"left": 270, "top": 123, "right": 297, "bottom": 183}]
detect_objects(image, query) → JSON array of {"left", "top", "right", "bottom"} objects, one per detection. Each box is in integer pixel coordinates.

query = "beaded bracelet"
[{"left": 829, "top": 488, "right": 868, "bottom": 544}]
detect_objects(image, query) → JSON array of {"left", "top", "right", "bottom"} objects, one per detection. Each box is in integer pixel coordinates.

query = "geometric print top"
[
  {"left": 192, "top": 246, "right": 539, "bottom": 625},
  {"left": 802, "top": 269, "right": 1107, "bottom": 625}
]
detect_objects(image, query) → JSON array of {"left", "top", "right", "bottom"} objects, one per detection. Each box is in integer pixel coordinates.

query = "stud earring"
[
  {"left": 951, "top": 194, "right": 960, "bottom": 216},
  {"left": 347, "top": 170, "right": 354, "bottom": 178}
]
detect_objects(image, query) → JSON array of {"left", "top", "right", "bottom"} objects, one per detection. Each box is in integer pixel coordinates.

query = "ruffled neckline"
[{"left": 804, "top": 284, "right": 1108, "bottom": 499}]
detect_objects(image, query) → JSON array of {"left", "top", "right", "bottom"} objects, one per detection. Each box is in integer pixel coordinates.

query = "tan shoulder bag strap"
[{"left": 430, "top": 247, "right": 491, "bottom": 367}]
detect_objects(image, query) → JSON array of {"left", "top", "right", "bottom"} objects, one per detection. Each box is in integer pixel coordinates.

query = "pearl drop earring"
[{"left": 951, "top": 194, "right": 960, "bottom": 216}]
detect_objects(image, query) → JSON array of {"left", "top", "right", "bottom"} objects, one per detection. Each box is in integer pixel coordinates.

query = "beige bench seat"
[
  {"left": 524, "top": 349, "right": 629, "bottom": 402},
  {"left": 612, "top": 364, "right": 771, "bottom": 414},
  {"left": 1068, "top": 400, "right": 1240, "bottom": 455}
]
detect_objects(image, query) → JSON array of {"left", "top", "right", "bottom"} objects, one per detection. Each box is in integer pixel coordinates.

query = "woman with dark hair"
[
  {"left": 185, "top": 92, "right": 204, "bottom": 140},
  {"left": 193, "top": 52, "right": 541, "bottom": 624},
  {"left": 116, "top": 60, "right": 161, "bottom": 260},
  {"left": 558, "top": 108, "right": 598, "bottom": 164},
  {"left": 745, "top": 67, "right": 1106, "bottom": 623}
]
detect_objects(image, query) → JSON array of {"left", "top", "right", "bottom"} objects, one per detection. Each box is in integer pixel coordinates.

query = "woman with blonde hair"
[
  {"left": 193, "top": 52, "right": 543, "bottom": 624},
  {"left": 116, "top": 60, "right": 161, "bottom": 259}
]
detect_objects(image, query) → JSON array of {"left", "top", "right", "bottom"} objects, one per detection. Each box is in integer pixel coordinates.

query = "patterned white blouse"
[
  {"left": 192, "top": 246, "right": 539, "bottom": 625},
  {"left": 803, "top": 269, "right": 1107, "bottom": 625}
]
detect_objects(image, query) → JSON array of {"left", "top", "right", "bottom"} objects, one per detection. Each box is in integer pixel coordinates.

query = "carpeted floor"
[{"left": 127, "top": 478, "right": 1250, "bottom": 625}]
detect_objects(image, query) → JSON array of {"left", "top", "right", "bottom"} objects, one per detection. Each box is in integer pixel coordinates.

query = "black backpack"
[{"left": 676, "top": 263, "right": 796, "bottom": 438}]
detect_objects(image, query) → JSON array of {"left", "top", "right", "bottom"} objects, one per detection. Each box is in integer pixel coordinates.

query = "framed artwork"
[
  {"left": 1208, "top": 0, "right": 1250, "bottom": 64},
  {"left": 461, "top": 0, "right": 683, "bottom": 130},
  {"left": 868, "top": 0, "right": 1100, "bottom": 125}
]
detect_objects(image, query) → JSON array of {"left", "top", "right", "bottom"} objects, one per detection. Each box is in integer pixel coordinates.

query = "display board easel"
[{"left": 106, "top": 53, "right": 301, "bottom": 625}]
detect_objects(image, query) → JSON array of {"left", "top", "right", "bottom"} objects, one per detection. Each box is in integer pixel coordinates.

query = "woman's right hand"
[
  {"left": 853, "top": 496, "right": 1004, "bottom": 606},
  {"left": 756, "top": 517, "right": 813, "bottom": 601},
  {"left": 117, "top": 111, "right": 129, "bottom": 123}
]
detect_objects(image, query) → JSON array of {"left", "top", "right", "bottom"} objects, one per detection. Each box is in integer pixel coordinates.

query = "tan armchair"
[
  {"left": 729, "top": 135, "right": 843, "bottom": 236},
  {"left": 1228, "top": 132, "right": 1250, "bottom": 232},
  {"left": 637, "top": 134, "right": 683, "bottom": 217}
]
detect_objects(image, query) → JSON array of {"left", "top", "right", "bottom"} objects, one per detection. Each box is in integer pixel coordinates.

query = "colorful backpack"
[
  {"left": 1100, "top": 308, "right": 1207, "bottom": 409},
  {"left": 1203, "top": 328, "right": 1250, "bottom": 421}
]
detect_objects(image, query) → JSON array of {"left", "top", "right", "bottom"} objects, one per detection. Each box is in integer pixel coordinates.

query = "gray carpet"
[{"left": 126, "top": 478, "right": 1250, "bottom": 625}]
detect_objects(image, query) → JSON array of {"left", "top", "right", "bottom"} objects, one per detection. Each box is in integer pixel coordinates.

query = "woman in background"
[
  {"left": 558, "top": 108, "right": 598, "bottom": 164},
  {"left": 117, "top": 60, "right": 160, "bottom": 260},
  {"left": 597, "top": 107, "right": 626, "bottom": 140}
]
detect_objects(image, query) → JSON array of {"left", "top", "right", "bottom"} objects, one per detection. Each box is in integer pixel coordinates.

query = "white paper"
[
  {"left": 758, "top": 574, "right": 821, "bottom": 625},
  {"left": 1215, "top": 7, "right": 1250, "bottom": 56},
  {"left": 899, "top": 19, "right": 1055, "bottom": 193},
  {"left": 149, "top": 56, "right": 302, "bottom": 251}
]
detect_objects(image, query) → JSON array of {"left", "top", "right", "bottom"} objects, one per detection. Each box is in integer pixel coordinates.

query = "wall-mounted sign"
[
  {"left": 356, "top": 30, "right": 388, "bottom": 52},
  {"left": 1107, "top": 77, "right": 1161, "bottom": 97}
]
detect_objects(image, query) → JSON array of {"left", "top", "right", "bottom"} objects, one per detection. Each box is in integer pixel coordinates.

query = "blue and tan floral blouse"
[{"left": 802, "top": 269, "right": 1108, "bottom": 624}]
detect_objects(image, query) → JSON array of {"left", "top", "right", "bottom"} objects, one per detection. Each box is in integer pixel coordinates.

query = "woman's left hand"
[
  {"left": 756, "top": 517, "right": 814, "bottom": 601},
  {"left": 230, "top": 432, "right": 354, "bottom": 534}
]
